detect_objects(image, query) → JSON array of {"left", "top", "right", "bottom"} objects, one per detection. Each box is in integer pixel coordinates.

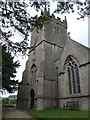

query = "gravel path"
[{"left": 2, "top": 107, "right": 34, "bottom": 119}]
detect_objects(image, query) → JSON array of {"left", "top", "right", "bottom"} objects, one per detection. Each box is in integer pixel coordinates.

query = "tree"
[
  {"left": 0, "top": 1, "right": 89, "bottom": 55},
  {"left": 54, "top": 1, "right": 90, "bottom": 19},
  {"left": 2, "top": 44, "right": 20, "bottom": 93}
]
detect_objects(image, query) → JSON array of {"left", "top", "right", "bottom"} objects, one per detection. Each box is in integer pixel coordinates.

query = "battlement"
[
  {"left": 31, "top": 9, "right": 67, "bottom": 32},
  {"left": 31, "top": 11, "right": 67, "bottom": 49},
  {"left": 40, "top": 8, "right": 67, "bottom": 29},
  {"left": 50, "top": 14, "right": 67, "bottom": 28}
]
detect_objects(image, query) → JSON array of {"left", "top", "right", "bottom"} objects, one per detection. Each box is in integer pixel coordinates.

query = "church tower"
[{"left": 17, "top": 10, "right": 67, "bottom": 110}]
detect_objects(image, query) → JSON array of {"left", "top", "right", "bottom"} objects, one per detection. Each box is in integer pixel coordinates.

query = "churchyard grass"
[{"left": 28, "top": 108, "right": 89, "bottom": 119}]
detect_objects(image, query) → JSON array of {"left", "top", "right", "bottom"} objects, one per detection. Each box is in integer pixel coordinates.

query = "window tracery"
[
  {"left": 64, "top": 56, "right": 81, "bottom": 94},
  {"left": 31, "top": 64, "right": 37, "bottom": 84}
]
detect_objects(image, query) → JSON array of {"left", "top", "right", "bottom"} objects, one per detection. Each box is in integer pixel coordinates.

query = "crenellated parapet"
[{"left": 50, "top": 14, "right": 67, "bottom": 28}]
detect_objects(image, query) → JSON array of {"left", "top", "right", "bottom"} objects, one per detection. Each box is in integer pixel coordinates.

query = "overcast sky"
[{"left": 1, "top": 1, "right": 88, "bottom": 97}]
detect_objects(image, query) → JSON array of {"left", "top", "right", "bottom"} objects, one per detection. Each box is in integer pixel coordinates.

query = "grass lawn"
[{"left": 28, "top": 108, "right": 89, "bottom": 119}]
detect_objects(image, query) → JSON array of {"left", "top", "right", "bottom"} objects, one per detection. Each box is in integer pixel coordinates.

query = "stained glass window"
[
  {"left": 71, "top": 66, "right": 76, "bottom": 93},
  {"left": 67, "top": 67, "right": 72, "bottom": 94},
  {"left": 75, "top": 66, "right": 81, "bottom": 93}
]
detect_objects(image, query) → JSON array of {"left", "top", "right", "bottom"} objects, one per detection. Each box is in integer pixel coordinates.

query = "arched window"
[
  {"left": 65, "top": 55, "right": 81, "bottom": 94},
  {"left": 31, "top": 64, "right": 37, "bottom": 84}
]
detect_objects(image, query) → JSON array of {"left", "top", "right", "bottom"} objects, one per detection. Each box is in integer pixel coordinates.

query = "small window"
[
  {"left": 56, "top": 28, "right": 59, "bottom": 34},
  {"left": 53, "top": 45, "right": 57, "bottom": 52},
  {"left": 53, "top": 27, "right": 59, "bottom": 34}
]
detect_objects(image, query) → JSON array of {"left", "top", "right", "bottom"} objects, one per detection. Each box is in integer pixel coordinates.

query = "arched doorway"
[{"left": 30, "top": 89, "right": 35, "bottom": 108}]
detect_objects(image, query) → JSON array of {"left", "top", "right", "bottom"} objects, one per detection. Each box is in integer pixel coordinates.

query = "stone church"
[{"left": 17, "top": 11, "right": 90, "bottom": 111}]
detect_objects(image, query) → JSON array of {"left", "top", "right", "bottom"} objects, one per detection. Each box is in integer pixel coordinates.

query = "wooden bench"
[{"left": 63, "top": 101, "right": 79, "bottom": 110}]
